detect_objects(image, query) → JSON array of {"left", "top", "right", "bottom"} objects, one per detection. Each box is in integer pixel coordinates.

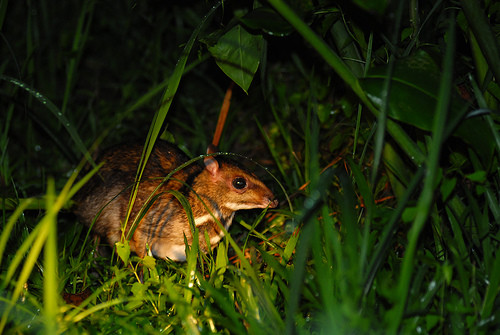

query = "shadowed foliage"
[{"left": 1, "top": 0, "right": 499, "bottom": 333}]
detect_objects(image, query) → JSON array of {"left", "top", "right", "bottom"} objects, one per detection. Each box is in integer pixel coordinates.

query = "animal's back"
[
  {"left": 74, "top": 141, "right": 200, "bottom": 251},
  {"left": 96, "top": 141, "right": 189, "bottom": 177}
]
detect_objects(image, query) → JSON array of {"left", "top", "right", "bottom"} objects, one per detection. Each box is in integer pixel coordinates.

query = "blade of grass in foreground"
[
  {"left": 285, "top": 167, "right": 335, "bottom": 333},
  {"left": 0, "top": 179, "right": 60, "bottom": 333},
  {"left": 386, "top": 12, "right": 456, "bottom": 333},
  {"left": 212, "top": 209, "right": 284, "bottom": 332},
  {"left": 0, "top": 160, "right": 85, "bottom": 332},
  {"left": 123, "top": 2, "right": 222, "bottom": 234},
  {"left": 43, "top": 180, "right": 59, "bottom": 334}
]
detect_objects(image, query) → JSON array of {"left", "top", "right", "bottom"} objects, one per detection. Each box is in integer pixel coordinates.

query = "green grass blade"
[
  {"left": 150, "top": 2, "right": 221, "bottom": 147},
  {"left": 347, "top": 157, "right": 374, "bottom": 275},
  {"left": 363, "top": 166, "right": 424, "bottom": 295},
  {"left": 65, "top": 298, "right": 129, "bottom": 325},
  {"left": 371, "top": 1, "right": 403, "bottom": 186},
  {"left": 386, "top": 12, "right": 456, "bottom": 333},
  {"left": 353, "top": 32, "right": 373, "bottom": 157},
  {"left": 168, "top": 189, "right": 199, "bottom": 306},
  {"left": 62, "top": 270, "right": 130, "bottom": 321},
  {"left": 43, "top": 179, "right": 58, "bottom": 334},
  {"left": 197, "top": 277, "right": 247, "bottom": 334},
  {"left": 468, "top": 74, "right": 500, "bottom": 157},
  {"left": 1, "top": 222, "right": 42, "bottom": 288},
  {"left": 0, "top": 216, "right": 49, "bottom": 332},
  {"left": 0, "top": 199, "right": 33, "bottom": 267},
  {"left": 481, "top": 243, "right": 500, "bottom": 318},
  {"left": 215, "top": 216, "right": 284, "bottom": 332},
  {"left": 222, "top": 225, "right": 284, "bottom": 331},
  {"left": 267, "top": 0, "right": 357, "bottom": 89},
  {"left": 0, "top": 160, "right": 83, "bottom": 332},
  {"left": 123, "top": 2, "right": 221, "bottom": 229},
  {"left": 285, "top": 168, "right": 334, "bottom": 333},
  {"left": 61, "top": 1, "right": 95, "bottom": 115},
  {"left": 461, "top": 0, "right": 500, "bottom": 83},
  {"left": 335, "top": 166, "right": 360, "bottom": 289},
  {"left": 0, "top": 75, "right": 93, "bottom": 165},
  {"left": 267, "top": 0, "right": 425, "bottom": 166}
]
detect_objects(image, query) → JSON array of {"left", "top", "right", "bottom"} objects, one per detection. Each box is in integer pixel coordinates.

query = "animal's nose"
[{"left": 268, "top": 198, "right": 278, "bottom": 208}]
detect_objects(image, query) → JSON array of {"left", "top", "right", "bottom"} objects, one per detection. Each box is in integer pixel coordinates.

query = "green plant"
[{"left": 1, "top": 0, "right": 499, "bottom": 333}]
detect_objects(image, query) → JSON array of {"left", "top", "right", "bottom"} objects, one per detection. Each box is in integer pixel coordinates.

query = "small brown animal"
[{"left": 74, "top": 141, "right": 278, "bottom": 261}]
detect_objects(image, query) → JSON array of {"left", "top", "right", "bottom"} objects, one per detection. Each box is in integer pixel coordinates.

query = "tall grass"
[{"left": 1, "top": 0, "right": 499, "bottom": 334}]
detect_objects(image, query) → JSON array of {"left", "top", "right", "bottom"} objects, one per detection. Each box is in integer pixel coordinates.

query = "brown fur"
[{"left": 74, "top": 141, "right": 277, "bottom": 261}]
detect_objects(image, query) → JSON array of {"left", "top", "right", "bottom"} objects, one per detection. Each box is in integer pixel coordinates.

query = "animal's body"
[{"left": 74, "top": 141, "right": 277, "bottom": 261}]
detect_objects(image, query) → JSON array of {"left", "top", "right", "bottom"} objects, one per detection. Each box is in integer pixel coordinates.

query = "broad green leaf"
[
  {"left": 129, "top": 282, "right": 147, "bottom": 310},
  {"left": 214, "top": 241, "right": 227, "bottom": 289},
  {"left": 455, "top": 118, "right": 493, "bottom": 158},
  {"left": 440, "top": 177, "right": 457, "bottom": 202},
  {"left": 465, "top": 170, "right": 487, "bottom": 183},
  {"left": 141, "top": 255, "right": 156, "bottom": 269},
  {"left": 215, "top": 240, "right": 227, "bottom": 271},
  {"left": 283, "top": 229, "right": 299, "bottom": 263},
  {"left": 360, "top": 51, "right": 494, "bottom": 160},
  {"left": 115, "top": 241, "right": 130, "bottom": 266},
  {"left": 361, "top": 51, "right": 441, "bottom": 131},
  {"left": 144, "top": 255, "right": 160, "bottom": 285},
  {"left": 268, "top": 0, "right": 426, "bottom": 165},
  {"left": 131, "top": 282, "right": 146, "bottom": 298},
  {"left": 208, "top": 25, "right": 264, "bottom": 93}
]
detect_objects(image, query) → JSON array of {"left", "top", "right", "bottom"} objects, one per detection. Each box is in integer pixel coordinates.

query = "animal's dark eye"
[{"left": 232, "top": 177, "right": 247, "bottom": 189}]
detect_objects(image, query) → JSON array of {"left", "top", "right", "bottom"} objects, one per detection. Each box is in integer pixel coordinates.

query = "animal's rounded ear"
[
  {"left": 204, "top": 155, "right": 219, "bottom": 176},
  {"left": 204, "top": 144, "right": 219, "bottom": 176}
]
